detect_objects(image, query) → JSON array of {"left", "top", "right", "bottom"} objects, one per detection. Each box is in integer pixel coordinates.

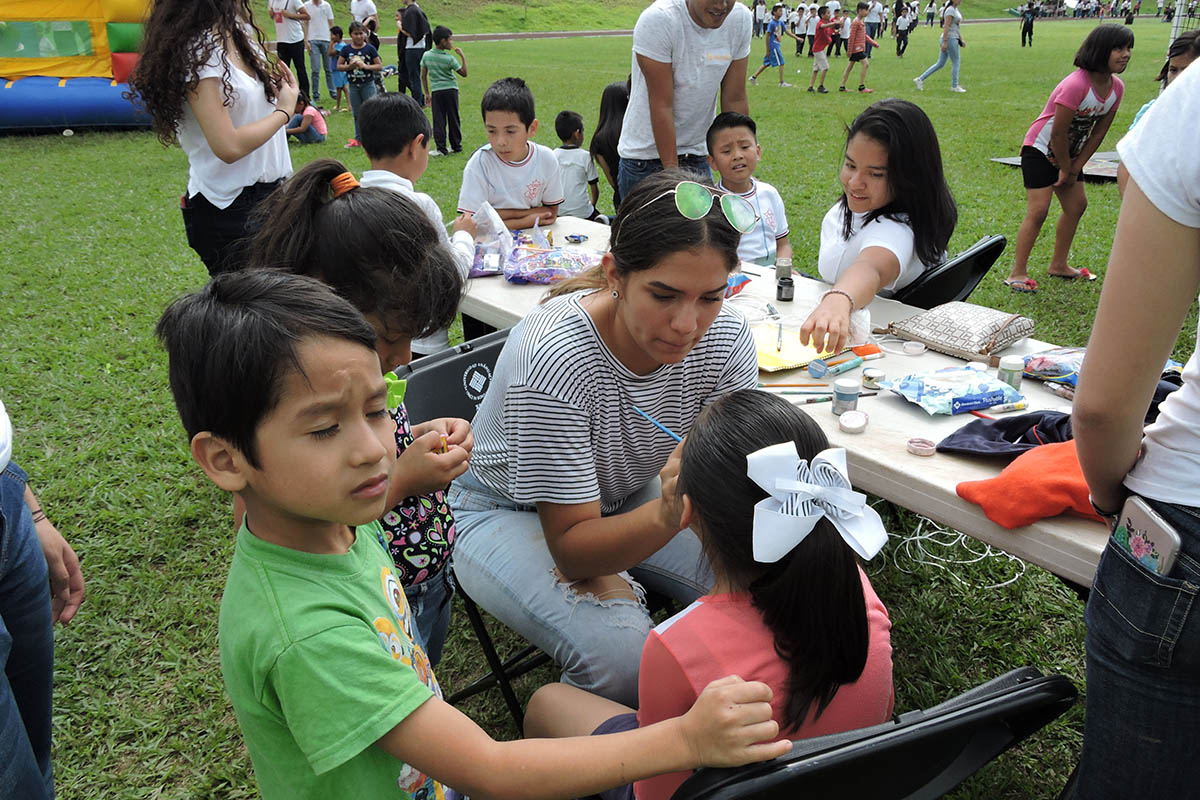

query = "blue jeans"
[
  {"left": 287, "top": 114, "right": 326, "bottom": 144},
  {"left": 308, "top": 40, "right": 332, "bottom": 101},
  {"left": 404, "top": 48, "right": 425, "bottom": 105},
  {"left": 917, "top": 36, "right": 962, "bottom": 87},
  {"left": 0, "top": 462, "right": 53, "bottom": 800},
  {"left": 1076, "top": 497, "right": 1200, "bottom": 797},
  {"left": 405, "top": 567, "right": 454, "bottom": 668},
  {"left": 616, "top": 154, "right": 713, "bottom": 208},
  {"left": 448, "top": 470, "right": 712, "bottom": 707},
  {"left": 865, "top": 21, "right": 880, "bottom": 56},
  {"left": 348, "top": 80, "right": 377, "bottom": 141}
]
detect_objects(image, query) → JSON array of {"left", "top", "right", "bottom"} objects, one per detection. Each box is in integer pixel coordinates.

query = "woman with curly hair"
[{"left": 130, "top": 0, "right": 298, "bottom": 275}]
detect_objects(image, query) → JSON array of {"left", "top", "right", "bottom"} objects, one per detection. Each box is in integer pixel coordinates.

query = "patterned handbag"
[{"left": 882, "top": 301, "right": 1035, "bottom": 365}]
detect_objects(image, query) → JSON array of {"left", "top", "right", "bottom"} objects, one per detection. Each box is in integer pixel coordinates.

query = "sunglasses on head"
[{"left": 631, "top": 180, "right": 759, "bottom": 234}]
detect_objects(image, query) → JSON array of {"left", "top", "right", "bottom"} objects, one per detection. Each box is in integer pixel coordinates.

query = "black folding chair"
[
  {"left": 891, "top": 235, "right": 1007, "bottom": 310},
  {"left": 671, "top": 666, "right": 1077, "bottom": 800},
  {"left": 396, "top": 328, "right": 552, "bottom": 730}
]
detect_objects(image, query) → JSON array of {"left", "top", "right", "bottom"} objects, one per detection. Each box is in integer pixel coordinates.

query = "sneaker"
[
  {"left": 450, "top": 148, "right": 463, "bottom": 154},
  {"left": 950, "top": 85, "right": 967, "bottom": 92},
  {"left": 818, "top": 85, "right": 829, "bottom": 93},
  {"left": 430, "top": 149, "right": 445, "bottom": 157},
  {"left": 859, "top": 85, "right": 873, "bottom": 93},
  {"left": 779, "top": 81, "right": 792, "bottom": 87},
  {"left": 913, "top": 76, "right": 924, "bottom": 90},
  {"left": 807, "top": 86, "right": 815, "bottom": 92},
  {"left": 344, "top": 138, "right": 360, "bottom": 149},
  {"left": 839, "top": 85, "right": 847, "bottom": 91},
  {"left": 749, "top": 76, "right": 758, "bottom": 85}
]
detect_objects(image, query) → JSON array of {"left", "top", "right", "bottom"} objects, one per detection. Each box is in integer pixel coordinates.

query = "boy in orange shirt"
[{"left": 839, "top": 2, "right": 881, "bottom": 93}]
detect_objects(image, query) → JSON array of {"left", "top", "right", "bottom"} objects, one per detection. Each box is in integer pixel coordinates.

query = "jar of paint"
[
  {"left": 775, "top": 257, "right": 793, "bottom": 281},
  {"left": 997, "top": 355, "right": 1024, "bottom": 391},
  {"left": 776, "top": 276, "right": 794, "bottom": 302},
  {"left": 832, "top": 378, "right": 861, "bottom": 414},
  {"left": 862, "top": 367, "right": 885, "bottom": 390}
]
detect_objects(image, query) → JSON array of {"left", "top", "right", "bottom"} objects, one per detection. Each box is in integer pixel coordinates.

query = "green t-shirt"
[
  {"left": 420, "top": 48, "right": 460, "bottom": 93},
  {"left": 219, "top": 520, "right": 447, "bottom": 800}
]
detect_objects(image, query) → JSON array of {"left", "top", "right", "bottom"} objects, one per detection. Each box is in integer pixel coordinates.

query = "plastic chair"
[
  {"left": 891, "top": 235, "right": 1007, "bottom": 310},
  {"left": 395, "top": 328, "right": 552, "bottom": 730},
  {"left": 671, "top": 666, "right": 1077, "bottom": 800}
]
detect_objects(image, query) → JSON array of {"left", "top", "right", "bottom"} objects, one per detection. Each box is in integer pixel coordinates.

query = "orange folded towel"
[{"left": 956, "top": 441, "right": 1106, "bottom": 529}]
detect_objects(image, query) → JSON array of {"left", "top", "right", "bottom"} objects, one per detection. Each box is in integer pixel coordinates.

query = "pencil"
[
  {"left": 776, "top": 322, "right": 783, "bottom": 353},
  {"left": 758, "top": 383, "right": 830, "bottom": 388},
  {"left": 772, "top": 390, "right": 838, "bottom": 395},
  {"left": 791, "top": 396, "right": 834, "bottom": 404},
  {"left": 631, "top": 405, "right": 683, "bottom": 442}
]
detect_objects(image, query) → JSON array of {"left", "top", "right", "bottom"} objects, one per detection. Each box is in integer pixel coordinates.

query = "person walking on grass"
[
  {"left": 751, "top": 3, "right": 802, "bottom": 86},
  {"left": 808, "top": 5, "right": 840, "bottom": 91},
  {"left": 913, "top": 0, "right": 966, "bottom": 92},
  {"left": 838, "top": 3, "right": 879, "bottom": 93}
]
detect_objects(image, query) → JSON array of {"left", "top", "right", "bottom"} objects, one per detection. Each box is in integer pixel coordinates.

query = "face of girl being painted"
[
  {"left": 1165, "top": 52, "right": 1196, "bottom": 85},
  {"left": 840, "top": 133, "right": 894, "bottom": 215},
  {"left": 1108, "top": 45, "right": 1132, "bottom": 74}
]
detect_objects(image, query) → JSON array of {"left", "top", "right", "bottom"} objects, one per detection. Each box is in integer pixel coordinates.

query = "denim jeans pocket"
[{"left": 1087, "top": 534, "right": 1200, "bottom": 670}]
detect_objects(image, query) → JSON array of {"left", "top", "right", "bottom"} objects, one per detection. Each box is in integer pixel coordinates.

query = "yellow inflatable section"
[{"left": 0, "top": 0, "right": 147, "bottom": 79}]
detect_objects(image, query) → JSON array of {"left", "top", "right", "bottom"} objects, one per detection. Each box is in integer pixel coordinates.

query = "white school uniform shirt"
[
  {"left": 553, "top": 146, "right": 599, "bottom": 218},
  {"left": 827, "top": 0, "right": 841, "bottom": 11},
  {"left": 817, "top": 202, "right": 932, "bottom": 296},
  {"left": 806, "top": 12, "right": 819, "bottom": 33},
  {"left": 305, "top": 1, "right": 334, "bottom": 40},
  {"left": 1119, "top": 65, "right": 1200, "bottom": 506},
  {"left": 456, "top": 142, "right": 565, "bottom": 214},
  {"left": 360, "top": 170, "right": 474, "bottom": 352},
  {"left": 177, "top": 33, "right": 292, "bottom": 208},
  {"left": 718, "top": 177, "right": 789, "bottom": 264},
  {"left": 350, "top": 0, "right": 377, "bottom": 23},
  {"left": 269, "top": 0, "right": 306, "bottom": 43},
  {"left": 841, "top": 14, "right": 853, "bottom": 36},
  {"left": 865, "top": 1, "right": 883, "bottom": 21}
]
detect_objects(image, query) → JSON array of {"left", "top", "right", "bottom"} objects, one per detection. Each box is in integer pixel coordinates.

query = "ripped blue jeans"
[{"left": 448, "top": 470, "right": 712, "bottom": 708}]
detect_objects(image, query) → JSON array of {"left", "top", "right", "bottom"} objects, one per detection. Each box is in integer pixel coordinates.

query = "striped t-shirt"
[{"left": 469, "top": 291, "right": 758, "bottom": 512}]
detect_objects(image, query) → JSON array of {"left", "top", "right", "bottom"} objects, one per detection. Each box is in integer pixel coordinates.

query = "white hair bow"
[{"left": 746, "top": 443, "right": 888, "bottom": 563}]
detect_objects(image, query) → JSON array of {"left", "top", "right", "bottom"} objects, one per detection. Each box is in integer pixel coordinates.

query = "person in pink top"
[
  {"left": 524, "top": 389, "right": 894, "bottom": 800},
  {"left": 285, "top": 92, "right": 328, "bottom": 143},
  {"left": 1004, "top": 25, "right": 1133, "bottom": 292}
]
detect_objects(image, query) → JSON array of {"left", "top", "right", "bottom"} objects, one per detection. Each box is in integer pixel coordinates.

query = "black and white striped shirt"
[{"left": 470, "top": 291, "right": 758, "bottom": 513}]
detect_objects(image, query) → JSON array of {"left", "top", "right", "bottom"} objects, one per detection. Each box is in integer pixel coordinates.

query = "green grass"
[{"left": 0, "top": 18, "right": 1190, "bottom": 799}]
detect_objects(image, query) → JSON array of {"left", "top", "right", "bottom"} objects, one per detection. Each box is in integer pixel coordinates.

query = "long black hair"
[
  {"left": 679, "top": 390, "right": 871, "bottom": 730},
  {"left": 545, "top": 168, "right": 741, "bottom": 299},
  {"left": 130, "top": 0, "right": 277, "bottom": 147},
  {"left": 589, "top": 80, "right": 630, "bottom": 205},
  {"left": 839, "top": 98, "right": 957, "bottom": 270},
  {"left": 247, "top": 158, "right": 463, "bottom": 340}
]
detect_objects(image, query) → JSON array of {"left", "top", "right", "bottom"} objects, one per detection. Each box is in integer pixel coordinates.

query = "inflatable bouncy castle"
[{"left": 0, "top": 0, "right": 151, "bottom": 130}]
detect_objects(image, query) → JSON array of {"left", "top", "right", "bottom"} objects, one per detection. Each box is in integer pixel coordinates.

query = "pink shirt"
[
  {"left": 1023, "top": 68, "right": 1123, "bottom": 162},
  {"left": 302, "top": 104, "right": 327, "bottom": 136},
  {"left": 633, "top": 569, "right": 895, "bottom": 800}
]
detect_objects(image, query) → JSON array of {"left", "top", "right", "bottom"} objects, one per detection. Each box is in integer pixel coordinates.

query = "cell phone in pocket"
[{"left": 1112, "top": 496, "right": 1182, "bottom": 575}]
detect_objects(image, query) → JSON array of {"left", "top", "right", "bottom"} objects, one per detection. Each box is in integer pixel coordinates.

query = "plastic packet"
[
  {"left": 468, "top": 202, "right": 513, "bottom": 278},
  {"left": 880, "top": 366, "right": 1024, "bottom": 415},
  {"left": 1022, "top": 347, "right": 1084, "bottom": 387},
  {"left": 503, "top": 246, "right": 604, "bottom": 284}
]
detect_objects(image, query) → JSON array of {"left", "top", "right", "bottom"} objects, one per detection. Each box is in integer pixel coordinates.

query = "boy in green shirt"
[
  {"left": 156, "top": 270, "right": 789, "bottom": 800},
  {"left": 421, "top": 26, "right": 468, "bottom": 156}
]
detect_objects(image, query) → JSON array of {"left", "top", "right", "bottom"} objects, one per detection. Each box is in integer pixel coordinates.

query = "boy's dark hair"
[
  {"left": 330, "top": 25, "right": 343, "bottom": 38},
  {"left": 359, "top": 93, "right": 432, "bottom": 159},
  {"left": 481, "top": 77, "right": 536, "bottom": 127},
  {"left": 248, "top": 158, "right": 464, "bottom": 343},
  {"left": 840, "top": 98, "right": 957, "bottom": 271},
  {"left": 433, "top": 25, "right": 453, "bottom": 45},
  {"left": 706, "top": 111, "right": 757, "bottom": 155},
  {"left": 554, "top": 110, "right": 584, "bottom": 143},
  {"left": 679, "top": 390, "right": 870, "bottom": 730},
  {"left": 156, "top": 270, "right": 376, "bottom": 468},
  {"left": 857, "top": 2, "right": 870, "bottom": 10},
  {"left": 1073, "top": 23, "right": 1134, "bottom": 71},
  {"left": 349, "top": 20, "right": 365, "bottom": 33},
  {"left": 296, "top": 90, "right": 309, "bottom": 109}
]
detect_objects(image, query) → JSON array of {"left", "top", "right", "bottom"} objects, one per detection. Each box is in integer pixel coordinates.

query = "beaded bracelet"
[
  {"left": 822, "top": 289, "right": 856, "bottom": 312},
  {"left": 30, "top": 507, "right": 47, "bottom": 523}
]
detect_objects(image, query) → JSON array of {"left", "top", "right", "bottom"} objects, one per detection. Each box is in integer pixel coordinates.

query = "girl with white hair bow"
[{"left": 524, "top": 389, "right": 895, "bottom": 800}]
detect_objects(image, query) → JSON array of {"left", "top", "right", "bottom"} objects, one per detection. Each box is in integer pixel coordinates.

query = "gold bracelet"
[{"left": 822, "top": 289, "right": 856, "bottom": 312}]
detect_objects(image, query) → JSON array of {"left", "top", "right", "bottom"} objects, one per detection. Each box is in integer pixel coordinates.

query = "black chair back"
[
  {"left": 671, "top": 667, "right": 1076, "bottom": 800},
  {"left": 891, "top": 235, "right": 1007, "bottom": 310},
  {"left": 394, "top": 328, "right": 511, "bottom": 424}
]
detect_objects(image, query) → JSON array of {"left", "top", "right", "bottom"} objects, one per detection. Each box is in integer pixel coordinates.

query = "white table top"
[{"left": 460, "top": 218, "right": 1108, "bottom": 587}]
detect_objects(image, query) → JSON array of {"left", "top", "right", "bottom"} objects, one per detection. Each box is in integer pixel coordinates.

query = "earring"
[{"left": 611, "top": 290, "right": 619, "bottom": 298}]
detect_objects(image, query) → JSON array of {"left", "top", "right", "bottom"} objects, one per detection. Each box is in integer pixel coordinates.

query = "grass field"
[{"left": 0, "top": 17, "right": 1190, "bottom": 800}]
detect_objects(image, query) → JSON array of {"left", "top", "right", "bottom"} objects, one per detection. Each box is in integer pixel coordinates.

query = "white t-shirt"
[
  {"left": 468, "top": 292, "right": 758, "bottom": 511},
  {"left": 359, "top": 170, "right": 474, "bottom": 353},
  {"left": 1119, "top": 65, "right": 1200, "bottom": 506},
  {"left": 828, "top": 1, "right": 842, "bottom": 12},
  {"left": 755, "top": 3, "right": 766, "bottom": 21},
  {"left": 619, "top": 0, "right": 752, "bottom": 161},
  {"left": 896, "top": 12, "right": 913, "bottom": 29},
  {"left": 788, "top": 9, "right": 801, "bottom": 27},
  {"left": 717, "top": 178, "right": 789, "bottom": 264},
  {"left": 269, "top": 0, "right": 305, "bottom": 43},
  {"left": 456, "top": 142, "right": 565, "bottom": 215},
  {"left": 865, "top": 1, "right": 883, "bottom": 22},
  {"left": 806, "top": 12, "right": 819, "bottom": 33},
  {"left": 553, "top": 146, "right": 599, "bottom": 218},
  {"left": 817, "top": 202, "right": 929, "bottom": 296},
  {"left": 841, "top": 14, "right": 853, "bottom": 37},
  {"left": 177, "top": 34, "right": 292, "bottom": 209},
  {"left": 350, "top": 0, "right": 377, "bottom": 23},
  {"left": 0, "top": 399, "right": 11, "bottom": 474},
  {"left": 305, "top": 1, "right": 334, "bottom": 40}
]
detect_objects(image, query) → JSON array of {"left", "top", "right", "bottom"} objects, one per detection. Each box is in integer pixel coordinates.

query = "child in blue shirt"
[
  {"left": 156, "top": 268, "right": 790, "bottom": 800},
  {"left": 329, "top": 26, "right": 349, "bottom": 113},
  {"left": 750, "top": 4, "right": 802, "bottom": 86}
]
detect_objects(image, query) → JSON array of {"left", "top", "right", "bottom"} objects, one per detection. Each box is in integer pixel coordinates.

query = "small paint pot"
[
  {"left": 997, "top": 355, "right": 1024, "bottom": 391},
  {"left": 906, "top": 437, "right": 937, "bottom": 457},
  {"left": 776, "top": 277, "right": 795, "bottom": 302},
  {"left": 862, "top": 367, "right": 886, "bottom": 390},
  {"left": 839, "top": 410, "right": 869, "bottom": 434},
  {"left": 832, "top": 378, "right": 861, "bottom": 415}
]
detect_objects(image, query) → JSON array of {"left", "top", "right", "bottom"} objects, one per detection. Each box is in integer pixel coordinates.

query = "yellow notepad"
[{"left": 751, "top": 321, "right": 845, "bottom": 373}]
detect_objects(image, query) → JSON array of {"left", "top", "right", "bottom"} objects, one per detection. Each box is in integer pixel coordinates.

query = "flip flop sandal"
[
  {"left": 1003, "top": 278, "right": 1038, "bottom": 293},
  {"left": 1049, "top": 267, "right": 1098, "bottom": 281}
]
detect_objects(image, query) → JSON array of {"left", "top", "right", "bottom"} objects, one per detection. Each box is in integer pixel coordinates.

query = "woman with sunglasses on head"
[
  {"left": 800, "top": 99, "right": 956, "bottom": 355},
  {"left": 130, "top": 0, "right": 298, "bottom": 276},
  {"left": 448, "top": 171, "right": 759, "bottom": 707}
]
